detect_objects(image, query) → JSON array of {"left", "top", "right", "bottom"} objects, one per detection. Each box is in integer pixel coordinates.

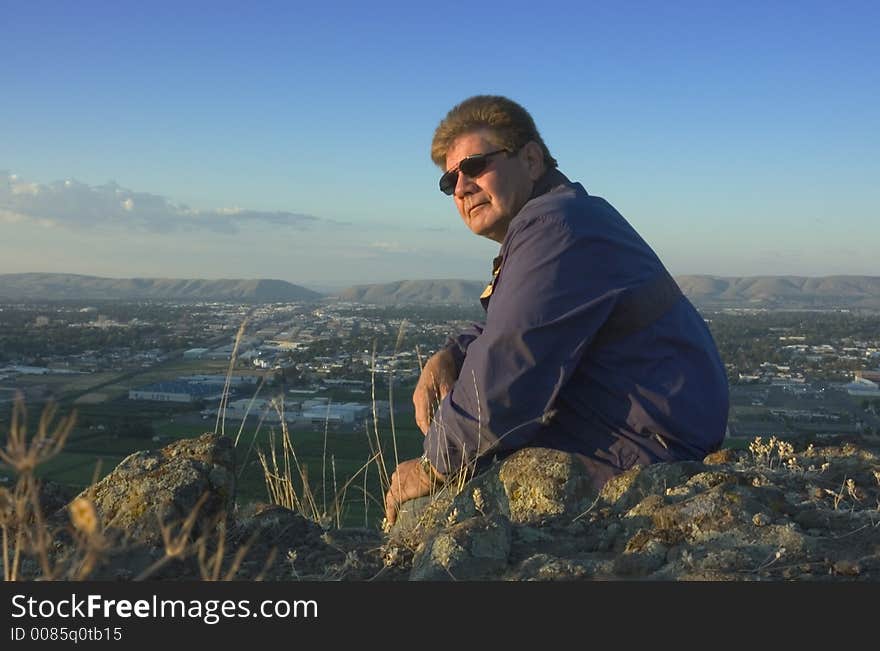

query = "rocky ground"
[{"left": 15, "top": 432, "right": 880, "bottom": 581}]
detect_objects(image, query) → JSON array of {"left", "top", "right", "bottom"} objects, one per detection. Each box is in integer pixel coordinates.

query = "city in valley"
[{"left": 1, "top": 298, "right": 879, "bottom": 507}]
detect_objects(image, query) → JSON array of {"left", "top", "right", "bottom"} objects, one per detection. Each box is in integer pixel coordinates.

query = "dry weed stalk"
[
  {"left": 749, "top": 546, "right": 786, "bottom": 573},
  {"left": 258, "top": 430, "right": 301, "bottom": 513},
  {"left": 135, "top": 493, "right": 209, "bottom": 580},
  {"left": 235, "top": 394, "right": 274, "bottom": 483},
  {"left": 822, "top": 477, "right": 864, "bottom": 511},
  {"left": 215, "top": 316, "right": 250, "bottom": 438},
  {"left": 322, "top": 402, "right": 330, "bottom": 517},
  {"left": 748, "top": 436, "right": 797, "bottom": 470},
  {"left": 196, "top": 516, "right": 250, "bottom": 581},
  {"left": 0, "top": 486, "right": 12, "bottom": 580},
  {"left": 0, "top": 396, "right": 75, "bottom": 475},
  {"left": 573, "top": 492, "right": 603, "bottom": 523},
  {"left": 232, "top": 374, "right": 268, "bottom": 448},
  {"left": 369, "top": 341, "right": 391, "bottom": 493},
  {"left": 387, "top": 321, "right": 409, "bottom": 479},
  {"left": 259, "top": 413, "right": 381, "bottom": 529},
  {"left": 1, "top": 395, "right": 76, "bottom": 581},
  {"left": 66, "top": 496, "right": 109, "bottom": 580},
  {"left": 257, "top": 403, "right": 320, "bottom": 522}
]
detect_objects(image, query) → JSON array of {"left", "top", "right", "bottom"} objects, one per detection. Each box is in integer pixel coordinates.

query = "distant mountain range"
[
  {"left": 335, "top": 275, "right": 880, "bottom": 310},
  {"left": 0, "top": 273, "right": 321, "bottom": 302},
  {"left": 336, "top": 279, "right": 486, "bottom": 305},
  {"left": 676, "top": 275, "right": 880, "bottom": 310},
  {"left": 3, "top": 273, "right": 880, "bottom": 309}
]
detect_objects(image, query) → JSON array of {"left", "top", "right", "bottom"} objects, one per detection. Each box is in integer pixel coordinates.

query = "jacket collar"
[{"left": 528, "top": 168, "right": 573, "bottom": 201}]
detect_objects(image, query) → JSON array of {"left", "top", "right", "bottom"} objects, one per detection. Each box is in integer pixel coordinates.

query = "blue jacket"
[{"left": 423, "top": 170, "right": 729, "bottom": 489}]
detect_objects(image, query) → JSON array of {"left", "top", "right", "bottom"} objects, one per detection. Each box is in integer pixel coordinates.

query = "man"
[{"left": 384, "top": 96, "right": 729, "bottom": 526}]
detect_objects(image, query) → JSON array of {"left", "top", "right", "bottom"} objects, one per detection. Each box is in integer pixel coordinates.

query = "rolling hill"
[
  {"left": 336, "top": 279, "right": 487, "bottom": 305},
  {"left": 675, "top": 275, "right": 880, "bottom": 309},
  {"left": 0, "top": 273, "right": 322, "bottom": 302}
]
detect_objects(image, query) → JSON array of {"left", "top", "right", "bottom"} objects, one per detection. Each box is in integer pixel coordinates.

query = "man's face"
[{"left": 444, "top": 130, "right": 538, "bottom": 243}]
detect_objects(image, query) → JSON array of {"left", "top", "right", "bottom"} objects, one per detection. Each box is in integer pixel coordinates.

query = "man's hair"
[{"left": 431, "top": 95, "right": 558, "bottom": 169}]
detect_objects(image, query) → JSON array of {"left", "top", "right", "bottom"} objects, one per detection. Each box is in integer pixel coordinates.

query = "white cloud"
[
  {"left": 0, "top": 172, "right": 324, "bottom": 234},
  {"left": 10, "top": 181, "right": 40, "bottom": 195},
  {"left": 0, "top": 209, "right": 26, "bottom": 224},
  {"left": 369, "top": 240, "right": 415, "bottom": 254}
]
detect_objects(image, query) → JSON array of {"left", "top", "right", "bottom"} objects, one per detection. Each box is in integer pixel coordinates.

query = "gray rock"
[
  {"left": 508, "top": 553, "right": 615, "bottom": 580},
  {"left": 599, "top": 461, "right": 705, "bottom": 513},
  {"left": 496, "top": 448, "right": 598, "bottom": 524},
  {"left": 393, "top": 447, "right": 598, "bottom": 546},
  {"left": 66, "top": 432, "right": 234, "bottom": 546},
  {"left": 615, "top": 536, "right": 668, "bottom": 576},
  {"left": 410, "top": 514, "right": 512, "bottom": 581}
]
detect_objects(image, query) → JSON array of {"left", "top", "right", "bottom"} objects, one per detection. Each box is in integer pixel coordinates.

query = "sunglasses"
[{"left": 439, "top": 149, "right": 509, "bottom": 195}]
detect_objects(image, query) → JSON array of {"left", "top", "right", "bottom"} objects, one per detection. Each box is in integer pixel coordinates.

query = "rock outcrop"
[
  {"left": 384, "top": 438, "right": 880, "bottom": 581},
  {"left": 48, "top": 433, "right": 880, "bottom": 581},
  {"left": 63, "top": 432, "right": 236, "bottom": 546}
]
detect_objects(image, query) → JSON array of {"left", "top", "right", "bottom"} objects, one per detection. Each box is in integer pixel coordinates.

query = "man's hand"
[
  {"left": 384, "top": 457, "right": 440, "bottom": 527},
  {"left": 413, "top": 348, "right": 459, "bottom": 434}
]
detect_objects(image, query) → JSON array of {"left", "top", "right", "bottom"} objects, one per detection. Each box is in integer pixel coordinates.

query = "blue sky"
[{"left": 2, "top": 0, "right": 877, "bottom": 288}]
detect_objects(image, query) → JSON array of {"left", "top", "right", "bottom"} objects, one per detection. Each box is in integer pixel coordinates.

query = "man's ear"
[{"left": 520, "top": 141, "right": 546, "bottom": 181}]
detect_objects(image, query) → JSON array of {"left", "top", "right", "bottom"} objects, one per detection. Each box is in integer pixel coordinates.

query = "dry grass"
[
  {"left": 245, "top": 319, "right": 416, "bottom": 531},
  {"left": 215, "top": 317, "right": 251, "bottom": 439},
  {"left": 0, "top": 393, "right": 268, "bottom": 582},
  {"left": 1, "top": 394, "right": 74, "bottom": 580}
]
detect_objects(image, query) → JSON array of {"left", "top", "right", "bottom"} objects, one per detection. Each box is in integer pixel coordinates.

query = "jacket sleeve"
[
  {"left": 423, "top": 215, "right": 623, "bottom": 475},
  {"left": 442, "top": 322, "right": 484, "bottom": 374}
]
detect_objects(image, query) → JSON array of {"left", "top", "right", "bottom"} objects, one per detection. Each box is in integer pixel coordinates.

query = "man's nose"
[{"left": 454, "top": 172, "right": 477, "bottom": 198}]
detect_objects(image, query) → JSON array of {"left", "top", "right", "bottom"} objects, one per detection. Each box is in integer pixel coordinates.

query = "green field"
[
  {"left": 96, "top": 360, "right": 234, "bottom": 395},
  {"left": 5, "top": 359, "right": 240, "bottom": 404},
  {"left": 12, "top": 372, "right": 122, "bottom": 398}
]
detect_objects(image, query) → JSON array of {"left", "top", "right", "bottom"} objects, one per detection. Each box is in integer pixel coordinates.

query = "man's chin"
[
  {"left": 467, "top": 221, "right": 490, "bottom": 237},
  {"left": 466, "top": 214, "right": 507, "bottom": 241},
  {"left": 469, "top": 224, "right": 502, "bottom": 242}
]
